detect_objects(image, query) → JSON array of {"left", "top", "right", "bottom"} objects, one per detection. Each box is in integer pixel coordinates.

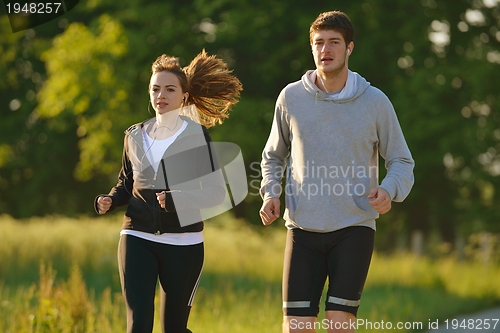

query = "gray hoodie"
[{"left": 260, "top": 70, "right": 414, "bottom": 232}]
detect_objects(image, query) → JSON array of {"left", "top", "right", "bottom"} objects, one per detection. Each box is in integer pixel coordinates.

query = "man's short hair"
[{"left": 309, "top": 11, "right": 354, "bottom": 45}]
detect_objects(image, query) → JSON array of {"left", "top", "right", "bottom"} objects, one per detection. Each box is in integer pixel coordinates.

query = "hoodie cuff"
[
  {"left": 379, "top": 182, "right": 395, "bottom": 201},
  {"left": 94, "top": 195, "right": 111, "bottom": 214},
  {"left": 260, "top": 182, "right": 282, "bottom": 201}
]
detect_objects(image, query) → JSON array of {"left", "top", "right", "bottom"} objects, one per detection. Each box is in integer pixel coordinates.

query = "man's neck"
[{"left": 316, "top": 68, "right": 348, "bottom": 93}]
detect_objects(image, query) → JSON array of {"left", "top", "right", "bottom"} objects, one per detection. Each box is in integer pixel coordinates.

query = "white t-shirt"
[{"left": 120, "top": 120, "right": 203, "bottom": 245}]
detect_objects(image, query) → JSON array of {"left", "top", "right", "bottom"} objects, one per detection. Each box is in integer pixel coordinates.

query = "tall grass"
[
  {"left": 1, "top": 213, "right": 499, "bottom": 332},
  {"left": 0, "top": 214, "right": 120, "bottom": 292}
]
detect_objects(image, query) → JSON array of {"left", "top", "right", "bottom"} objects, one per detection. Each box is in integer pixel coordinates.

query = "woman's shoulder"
[
  {"left": 124, "top": 118, "right": 154, "bottom": 135},
  {"left": 182, "top": 117, "right": 211, "bottom": 137}
]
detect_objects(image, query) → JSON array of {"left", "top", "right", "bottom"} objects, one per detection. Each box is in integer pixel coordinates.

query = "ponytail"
[
  {"left": 150, "top": 50, "right": 242, "bottom": 128},
  {"left": 183, "top": 50, "right": 242, "bottom": 128}
]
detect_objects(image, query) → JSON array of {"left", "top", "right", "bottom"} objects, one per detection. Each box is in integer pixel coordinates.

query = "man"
[{"left": 259, "top": 11, "right": 414, "bottom": 333}]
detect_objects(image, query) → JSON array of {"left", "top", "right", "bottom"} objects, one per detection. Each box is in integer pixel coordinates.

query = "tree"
[{"left": 1, "top": 0, "right": 499, "bottom": 251}]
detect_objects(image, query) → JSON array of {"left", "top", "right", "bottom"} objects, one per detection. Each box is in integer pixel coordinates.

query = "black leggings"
[{"left": 118, "top": 234, "right": 204, "bottom": 333}]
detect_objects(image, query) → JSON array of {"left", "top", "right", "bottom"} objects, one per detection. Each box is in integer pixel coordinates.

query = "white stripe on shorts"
[
  {"left": 327, "top": 296, "right": 360, "bottom": 307},
  {"left": 283, "top": 301, "right": 311, "bottom": 308}
]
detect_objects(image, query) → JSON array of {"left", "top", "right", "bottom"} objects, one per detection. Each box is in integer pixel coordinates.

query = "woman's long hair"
[{"left": 151, "top": 50, "right": 242, "bottom": 128}]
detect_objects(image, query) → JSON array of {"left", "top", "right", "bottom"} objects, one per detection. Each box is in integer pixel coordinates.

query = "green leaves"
[
  {"left": 36, "top": 15, "right": 129, "bottom": 181},
  {"left": 1, "top": 0, "right": 500, "bottom": 241},
  {"left": 37, "top": 14, "right": 127, "bottom": 119}
]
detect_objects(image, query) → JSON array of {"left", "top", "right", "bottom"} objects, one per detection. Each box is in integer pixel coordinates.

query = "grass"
[{"left": 0, "top": 213, "right": 499, "bottom": 332}]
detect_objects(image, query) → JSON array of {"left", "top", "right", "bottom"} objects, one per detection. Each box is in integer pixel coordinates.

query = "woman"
[{"left": 94, "top": 50, "right": 242, "bottom": 333}]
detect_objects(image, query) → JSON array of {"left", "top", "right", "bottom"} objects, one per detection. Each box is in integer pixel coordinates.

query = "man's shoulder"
[
  {"left": 282, "top": 79, "right": 303, "bottom": 93},
  {"left": 359, "top": 85, "right": 398, "bottom": 119},
  {"left": 363, "top": 85, "right": 390, "bottom": 101},
  {"left": 277, "top": 79, "right": 306, "bottom": 103}
]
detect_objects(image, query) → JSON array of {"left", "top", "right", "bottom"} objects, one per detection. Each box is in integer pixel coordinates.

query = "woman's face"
[{"left": 149, "top": 71, "right": 188, "bottom": 115}]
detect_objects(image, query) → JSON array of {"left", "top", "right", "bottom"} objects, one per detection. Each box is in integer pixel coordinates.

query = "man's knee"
[{"left": 283, "top": 316, "right": 317, "bottom": 333}]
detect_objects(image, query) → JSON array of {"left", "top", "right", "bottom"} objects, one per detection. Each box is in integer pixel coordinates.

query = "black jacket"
[{"left": 95, "top": 117, "right": 226, "bottom": 234}]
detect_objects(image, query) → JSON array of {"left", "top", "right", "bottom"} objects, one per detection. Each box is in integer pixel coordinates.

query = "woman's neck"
[{"left": 152, "top": 109, "right": 181, "bottom": 139}]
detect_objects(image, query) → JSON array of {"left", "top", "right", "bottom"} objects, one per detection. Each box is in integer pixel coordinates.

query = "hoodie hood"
[{"left": 302, "top": 69, "right": 371, "bottom": 103}]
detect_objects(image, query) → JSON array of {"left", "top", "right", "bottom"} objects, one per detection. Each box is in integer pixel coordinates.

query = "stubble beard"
[{"left": 322, "top": 57, "right": 347, "bottom": 79}]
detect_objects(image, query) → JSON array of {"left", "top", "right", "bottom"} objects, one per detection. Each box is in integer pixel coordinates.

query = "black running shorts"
[{"left": 282, "top": 226, "right": 374, "bottom": 317}]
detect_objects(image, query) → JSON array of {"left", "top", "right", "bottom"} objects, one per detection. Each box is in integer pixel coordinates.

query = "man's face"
[{"left": 311, "top": 29, "right": 351, "bottom": 74}]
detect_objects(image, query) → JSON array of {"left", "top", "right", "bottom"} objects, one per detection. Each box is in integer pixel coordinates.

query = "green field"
[{"left": 1, "top": 214, "right": 499, "bottom": 332}]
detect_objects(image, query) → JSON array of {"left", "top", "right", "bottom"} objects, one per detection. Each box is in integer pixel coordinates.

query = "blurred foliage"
[
  {"left": 1, "top": 0, "right": 500, "bottom": 250},
  {"left": 37, "top": 14, "right": 129, "bottom": 180}
]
